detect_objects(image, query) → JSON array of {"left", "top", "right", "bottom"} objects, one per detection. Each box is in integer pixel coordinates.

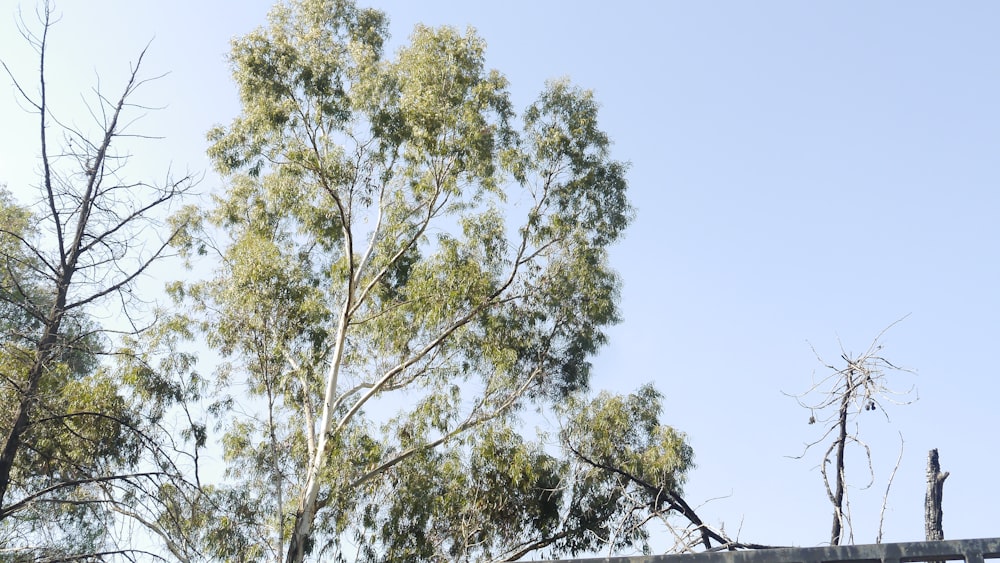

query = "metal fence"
[{"left": 545, "top": 537, "right": 1000, "bottom": 563}]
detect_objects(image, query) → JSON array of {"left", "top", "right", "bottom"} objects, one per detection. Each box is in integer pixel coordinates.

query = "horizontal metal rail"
[{"left": 545, "top": 537, "right": 1000, "bottom": 563}]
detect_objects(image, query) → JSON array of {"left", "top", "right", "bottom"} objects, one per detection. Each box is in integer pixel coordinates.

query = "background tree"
[
  {"left": 0, "top": 4, "right": 197, "bottom": 559},
  {"left": 788, "top": 321, "right": 916, "bottom": 546}
]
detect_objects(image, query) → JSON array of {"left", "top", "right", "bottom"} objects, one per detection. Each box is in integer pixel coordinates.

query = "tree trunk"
[
  {"left": 924, "top": 448, "right": 948, "bottom": 541},
  {"left": 830, "top": 370, "right": 851, "bottom": 545}
]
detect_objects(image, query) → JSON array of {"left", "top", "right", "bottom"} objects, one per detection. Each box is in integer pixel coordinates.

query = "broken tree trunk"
[{"left": 924, "top": 448, "right": 949, "bottom": 541}]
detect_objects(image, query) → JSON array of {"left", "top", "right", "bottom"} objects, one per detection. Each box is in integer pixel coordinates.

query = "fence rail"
[{"left": 545, "top": 537, "right": 1000, "bottom": 563}]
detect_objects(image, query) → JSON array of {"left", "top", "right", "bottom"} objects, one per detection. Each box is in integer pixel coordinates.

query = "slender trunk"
[
  {"left": 830, "top": 370, "right": 851, "bottom": 545},
  {"left": 924, "top": 448, "right": 948, "bottom": 541},
  {"left": 285, "top": 296, "right": 352, "bottom": 563}
]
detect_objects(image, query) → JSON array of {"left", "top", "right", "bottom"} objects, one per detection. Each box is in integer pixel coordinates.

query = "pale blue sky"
[{"left": 2, "top": 0, "right": 998, "bottom": 552}]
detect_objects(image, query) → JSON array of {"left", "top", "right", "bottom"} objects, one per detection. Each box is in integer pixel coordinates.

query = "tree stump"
[{"left": 924, "top": 448, "right": 949, "bottom": 541}]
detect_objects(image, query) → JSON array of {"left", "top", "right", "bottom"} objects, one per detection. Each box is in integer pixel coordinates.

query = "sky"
[{"left": 2, "top": 0, "right": 999, "bottom": 555}]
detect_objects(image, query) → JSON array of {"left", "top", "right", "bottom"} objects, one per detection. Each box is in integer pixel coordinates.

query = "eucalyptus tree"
[
  {"left": 173, "top": 0, "right": 647, "bottom": 560},
  {"left": 0, "top": 4, "right": 197, "bottom": 559}
]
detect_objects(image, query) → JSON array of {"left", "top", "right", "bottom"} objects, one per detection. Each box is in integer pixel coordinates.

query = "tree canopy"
[{"left": 172, "top": 0, "right": 654, "bottom": 559}]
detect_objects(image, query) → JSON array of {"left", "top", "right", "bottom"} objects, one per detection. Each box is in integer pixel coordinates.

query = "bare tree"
[
  {"left": 787, "top": 319, "right": 916, "bottom": 545},
  {"left": 0, "top": 3, "right": 197, "bottom": 558}
]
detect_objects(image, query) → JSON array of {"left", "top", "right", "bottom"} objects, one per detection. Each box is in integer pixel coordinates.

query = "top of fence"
[{"left": 545, "top": 537, "right": 1000, "bottom": 563}]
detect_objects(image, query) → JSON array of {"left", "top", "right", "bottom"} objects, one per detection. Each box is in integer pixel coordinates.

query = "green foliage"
[
  {"left": 563, "top": 385, "right": 694, "bottom": 495},
  {"left": 359, "top": 424, "right": 562, "bottom": 561},
  {"left": 536, "top": 386, "right": 697, "bottom": 558},
  {"left": 0, "top": 192, "right": 143, "bottom": 557},
  {"left": 0, "top": 193, "right": 137, "bottom": 485}
]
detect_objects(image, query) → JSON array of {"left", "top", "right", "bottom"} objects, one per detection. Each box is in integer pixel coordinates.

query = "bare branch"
[{"left": 876, "top": 432, "right": 904, "bottom": 544}]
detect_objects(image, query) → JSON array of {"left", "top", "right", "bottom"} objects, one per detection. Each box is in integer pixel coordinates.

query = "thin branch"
[
  {"left": 350, "top": 364, "right": 540, "bottom": 487},
  {"left": 0, "top": 471, "right": 167, "bottom": 520},
  {"left": 876, "top": 432, "right": 904, "bottom": 544}
]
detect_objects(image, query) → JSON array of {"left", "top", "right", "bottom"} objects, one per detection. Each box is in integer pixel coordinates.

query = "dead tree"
[
  {"left": 925, "top": 448, "right": 948, "bottom": 541},
  {"left": 0, "top": 3, "right": 197, "bottom": 559},
  {"left": 787, "top": 319, "right": 916, "bottom": 545}
]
